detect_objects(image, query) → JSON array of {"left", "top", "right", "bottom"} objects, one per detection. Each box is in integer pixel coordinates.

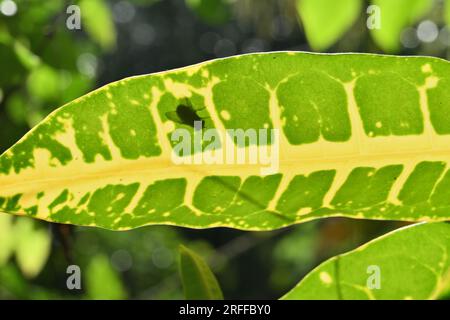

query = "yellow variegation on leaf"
[{"left": 1, "top": 52, "right": 450, "bottom": 231}]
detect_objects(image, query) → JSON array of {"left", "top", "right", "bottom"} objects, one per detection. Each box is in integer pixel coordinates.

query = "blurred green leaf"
[
  {"left": 86, "top": 254, "right": 126, "bottom": 300},
  {"left": 282, "top": 222, "right": 450, "bottom": 300},
  {"left": 445, "top": 0, "right": 450, "bottom": 27},
  {"left": 12, "top": 0, "right": 65, "bottom": 36},
  {"left": 13, "top": 41, "right": 40, "bottom": 70},
  {"left": 26, "top": 65, "right": 60, "bottom": 101},
  {"left": 0, "top": 264, "right": 28, "bottom": 298},
  {"left": 179, "top": 245, "right": 223, "bottom": 300},
  {"left": 0, "top": 214, "right": 14, "bottom": 266},
  {"left": 297, "top": 0, "right": 362, "bottom": 51},
  {"left": 0, "top": 43, "right": 26, "bottom": 88},
  {"left": 41, "top": 32, "right": 85, "bottom": 70},
  {"left": 79, "top": 0, "right": 116, "bottom": 50},
  {"left": 0, "top": 26, "right": 12, "bottom": 44},
  {"left": 5, "top": 92, "right": 28, "bottom": 125},
  {"left": 370, "top": 0, "right": 433, "bottom": 52},
  {"left": 14, "top": 217, "right": 51, "bottom": 279},
  {"left": 185, "top": 0, "right": 231, "bottom": 25}
]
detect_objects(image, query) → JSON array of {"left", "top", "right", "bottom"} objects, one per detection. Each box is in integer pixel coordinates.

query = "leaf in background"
[
  {"left": 5, "top": 93, "right": 28, "bottom": 126},
  {"left": 79, "top": 0, "right": 116, "bottom": 51},
  {"left": 179, "top": 245, "right": 223, "bottom": 300},
  {"left": 0, "top": 264, "right": 28, "bottom": 298},
  {"left": 1, "top": 53, "right": 450, "bottom": 231},
  {"left": 86, "top": 254, "right": 126, "bottom": 300},
  {"left": 0, "top": 264, "right": 61, "bottom": 299},
  {"left": 13, "top": 41, "right": 40, "bottom": 70},
  {"left": 0, "top": 213, "right": 14, "bottom": 266},
  {"left": 370, "top": 0, "right": 433, "bottom": 52},
  {"left": 26, "top": 65, "right": 60, "bottom": 101},
  {"left": 185, "top": 0, "right": 231, "bottom": 25},
  {"left": 12, "top": 0, "right": 65, "bottom": 36},
  {"left": 0, "top": 43, "right": 27, "bottom": 88},
  {"left": 446, "top": 0, "right": 450, "bottom": 27},
  {"left": 14, "top": 217, "right": 51, "bottom": 279},
  {"left": 60, "top": 72, "right": 93, "bottom": 103},
  {"left": 282, "top": 222, "right": 450, "bottom": 300},
  {"left": 296, "top": 0, "right": 362, "bottom": 51}
]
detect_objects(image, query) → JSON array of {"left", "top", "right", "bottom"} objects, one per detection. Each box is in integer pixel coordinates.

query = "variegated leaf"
[
  {"left": 282, "top": 222, "right": 450, "bottom": 300},
  {"left": 1, "top": 52, "right": 450, "bottom": 230}
]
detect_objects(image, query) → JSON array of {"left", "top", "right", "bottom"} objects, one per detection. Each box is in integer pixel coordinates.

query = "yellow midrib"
[{"left": 1, "top": 142, "right": 450, "bottom": 192}]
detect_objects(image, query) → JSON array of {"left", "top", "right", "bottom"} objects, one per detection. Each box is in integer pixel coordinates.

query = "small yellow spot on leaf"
[
  {"left": 421, "top": 63, "right": 432, "bottom": 73},
  {"left": 319, "top": 271, "right": 333, "bottom": 285},
  {"left": 220, "top": 110, "right": 231, "bottom": 120},
  {"left": 425, "top": 76, "right": 439, "bottom": 88}
]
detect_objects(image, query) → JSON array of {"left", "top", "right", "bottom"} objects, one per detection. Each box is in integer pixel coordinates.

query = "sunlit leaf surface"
[
  {"left": 282, "top": 222, "right": 450, "bottom": 300},
  {"left": 1, "top": 52, "right": 450, "bottom": 230}
]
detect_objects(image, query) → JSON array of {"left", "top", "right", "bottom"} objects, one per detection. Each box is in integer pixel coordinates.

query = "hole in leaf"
[{"left": 165, "top": 99, "right": 208, "bottom": 130}]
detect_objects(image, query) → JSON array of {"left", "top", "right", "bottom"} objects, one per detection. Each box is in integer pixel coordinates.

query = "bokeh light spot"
[
  {"left": 111, "top": 249, "right": 133, "bottom": 272},
  {"left": 0, "top": 0, "right": 17, "bottom": 16},
  {"left": 113, "top": 1, "right": 136, "bottom": 24},
  {"left": 417, "top": 20, "right": 438, "bottom": 43}
]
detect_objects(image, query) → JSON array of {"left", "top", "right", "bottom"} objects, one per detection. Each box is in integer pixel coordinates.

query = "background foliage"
[{"left": 0, "top": 0, "right": 449, "bottom": 299}]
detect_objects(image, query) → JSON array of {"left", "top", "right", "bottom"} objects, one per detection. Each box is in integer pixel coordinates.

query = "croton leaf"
[
  {"left": 282, "top": 222, "right": 450, "bottom": 300},
  {"left": 1, "top": 52, "right": 450, "bottom": 230}
]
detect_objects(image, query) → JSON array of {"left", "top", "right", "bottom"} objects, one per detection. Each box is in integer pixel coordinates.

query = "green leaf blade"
[
  {"left": 179, "top": 245, "right": 223, "bottom": 300},
  {"left": 281, "top": 222, "right": 450, "bottom": 300},
  {"left": 1, "top": 52, "right": 450, "bottom": 230},
  {"left": 445, "top": 0, "right": 450, "bottom": 27}
]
